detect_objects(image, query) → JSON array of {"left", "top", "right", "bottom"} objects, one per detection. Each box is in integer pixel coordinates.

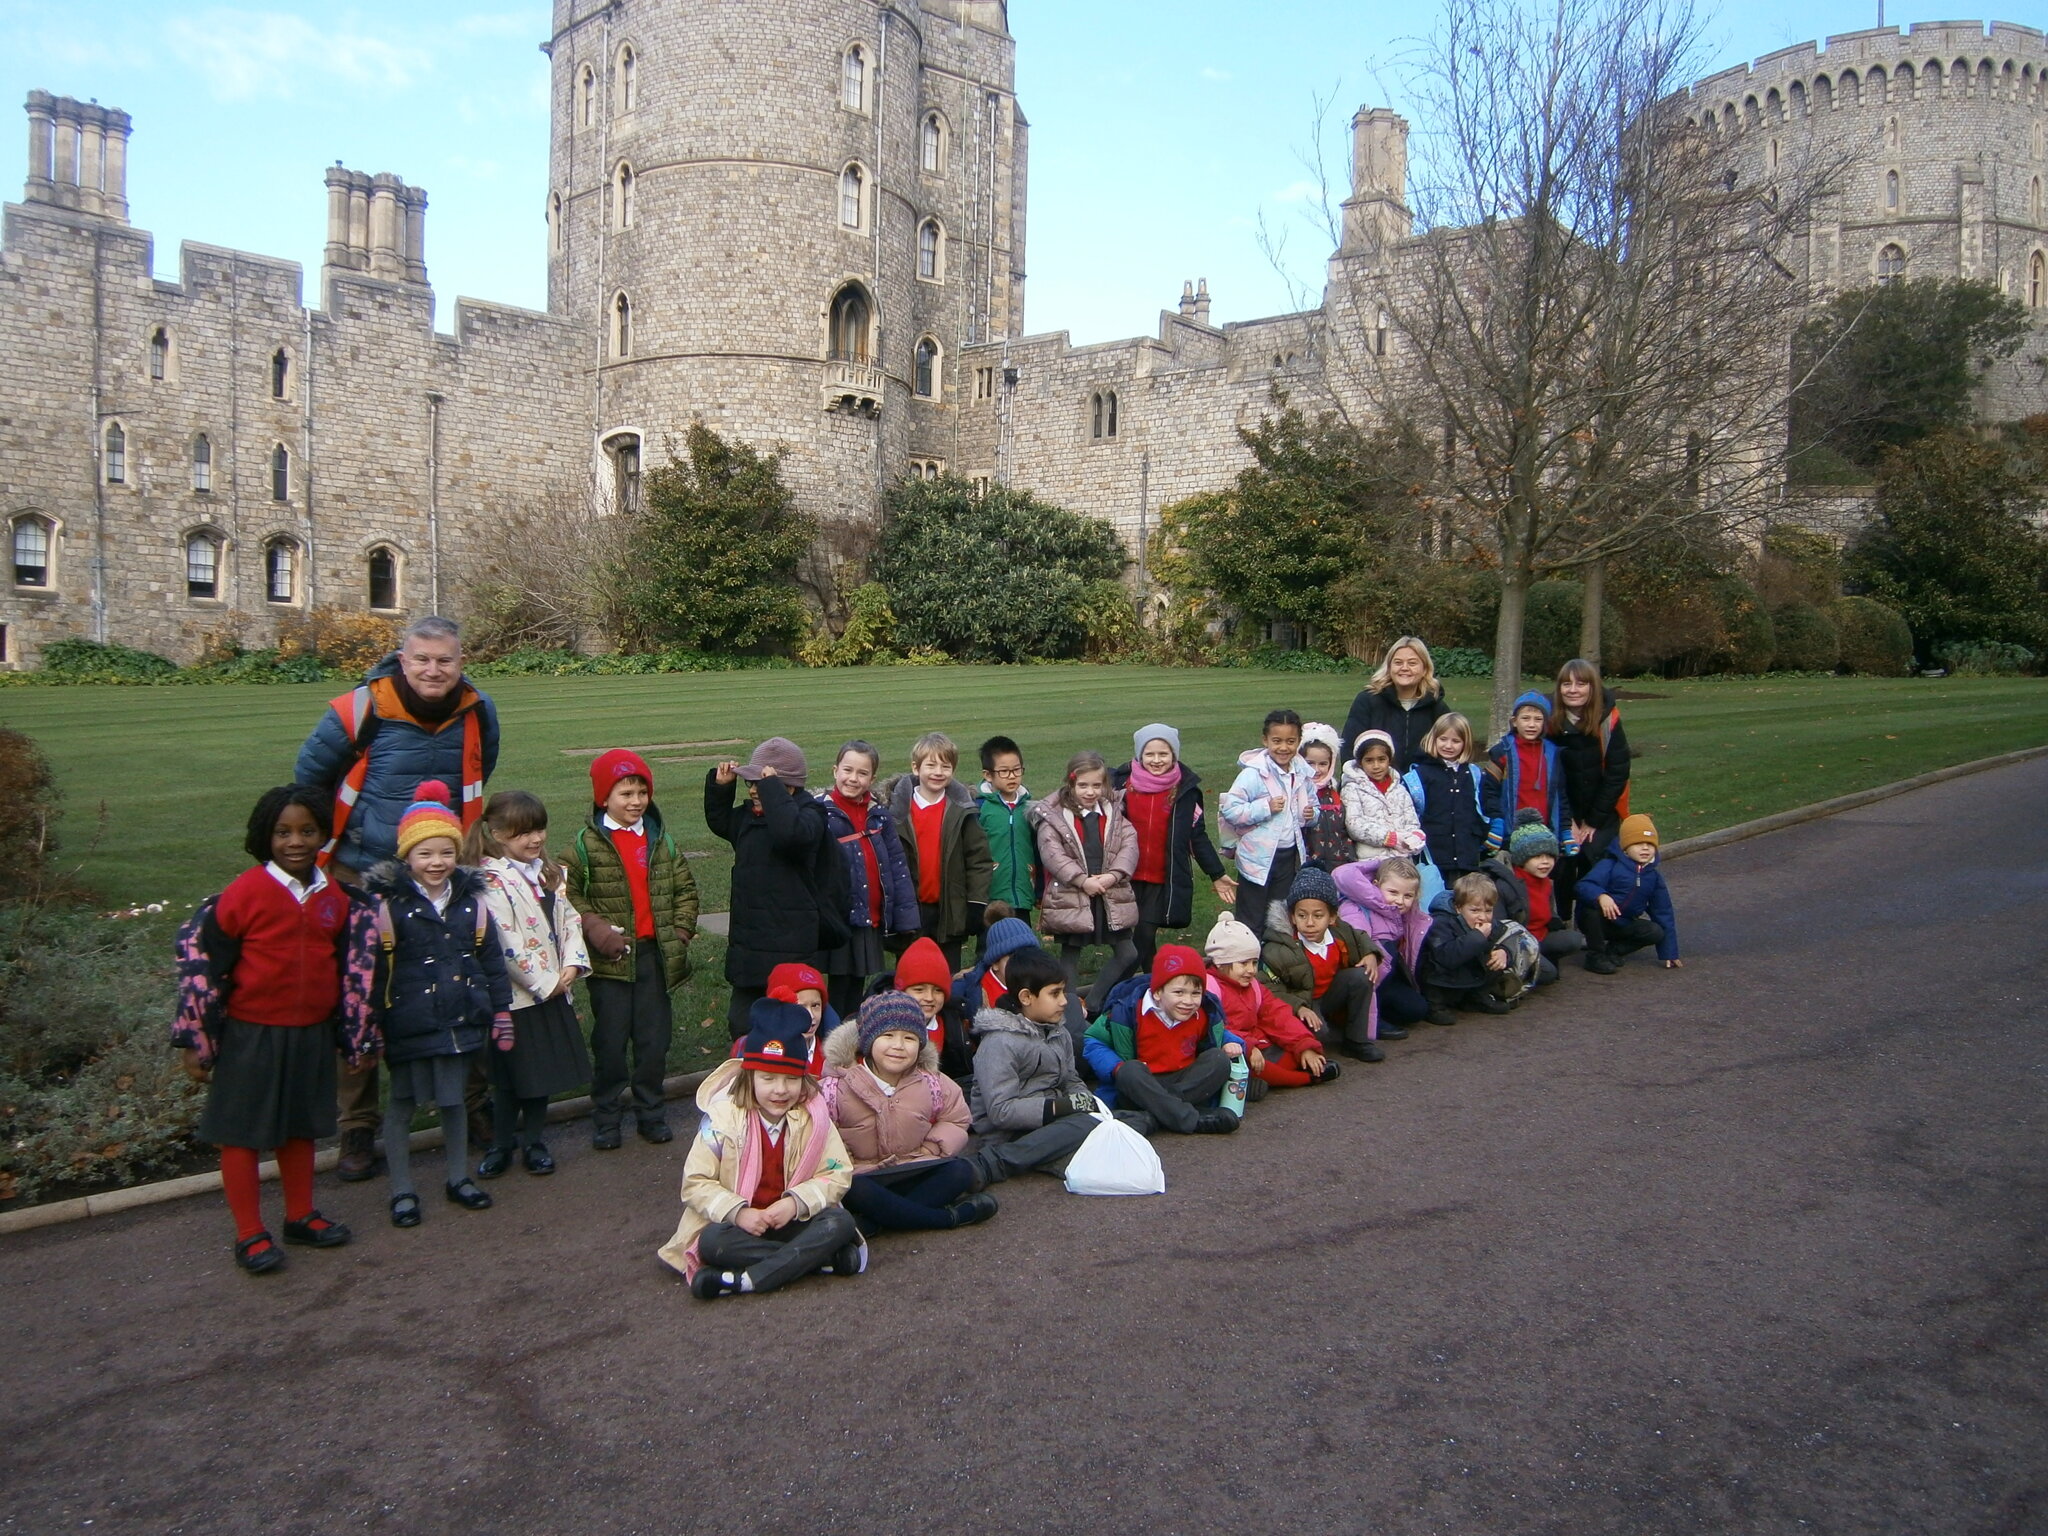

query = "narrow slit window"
[
  {"left": 840, "top": 165, "right": 865, "bottom": 229},
  {"left": 271, "top": 444, "right": 290, "bottom": 501},
  {"left": 918, "top": 220, "right": 940, "bottom": 281},
  {"left": 271, "top": 348, "right": 290, "bottom": 400},
  {"left": 265, "top": 540, "right": 295, "bottom": 603},
  {"left": 149, "top": 327, "right": 169, "bottom": 382},
  {"left": 103, "top": 422, "right": 125, "bottom": 484},
  {"left": 192, "top": 435, "right": 213, "bottom": 493},
  {"left": 914, "top": 337, "right": 939, "bottom": 398},
  {"left": 842, "top": 46, "right": 867, "bottom": 112}
]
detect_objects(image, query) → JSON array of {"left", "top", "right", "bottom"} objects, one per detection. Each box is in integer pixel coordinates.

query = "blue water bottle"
[{"left": 1221, "top": 1052, "right": 1250, "bottom": 1119}]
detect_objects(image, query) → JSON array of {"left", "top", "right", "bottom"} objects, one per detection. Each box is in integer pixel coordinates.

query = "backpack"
[{"left": 171, "top": 896, "right": 234, "bottom": 1062}]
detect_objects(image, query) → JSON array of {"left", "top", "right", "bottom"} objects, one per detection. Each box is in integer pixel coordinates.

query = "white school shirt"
[{"left": 264, "top": 861, "right": 329, "bottom": 905}]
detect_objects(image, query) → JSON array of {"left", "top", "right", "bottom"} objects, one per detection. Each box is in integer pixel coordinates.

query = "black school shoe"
[
  {"left": 1376, "top": 1021, "right": 1410, "bottom": 1040},
  {"left": 1193, "top": 1109, "right": 1241, "bottom": 1134},
  {"left": 591, "top": 1124, "right": 623, "bottom": 1151},
  {"left": 1339, "top": 1040, "right": 1386, "bottom": 1063},
  {"left": 281, "top": 1212, "right": 352, "bottom": 1248},
  {"left": 947, "top": 1192, "right": 1000, "bottom": 1227},
  {"left": 1470, "top": 993, "right": 1513, "bottom": 1015},
  {"left": 637, "top": 1120, "right": 674, "bottom": 1145},
  {"left": 234, "top": 1232, "right": 285, "bottom": 1274},
  {"left": 445, "top": 1179, "right": 494, "bottom": 1211},
  {"left": 476, "top": 1147, "right": 515, "bottom": 1180},
  {"left": 1584, "top": 950, "right": 1621, "bottom": 975},
  {"left": 523, "top": 1141, "right": 556, "bottom": 1175}
]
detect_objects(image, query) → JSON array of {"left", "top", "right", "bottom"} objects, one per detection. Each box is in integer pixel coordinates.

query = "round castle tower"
[
  {"left": 1680, "top": 20, "right": 2047, "bottom": 420},
  {"left": 544, "top": 0, "right": 1026, "bottom": 586}
]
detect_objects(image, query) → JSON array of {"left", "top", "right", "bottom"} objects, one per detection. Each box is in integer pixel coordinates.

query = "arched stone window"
[
  {"left": 1090, "top": 389, "right": 1119, "bottom": 441},
  {"left": 1840, "top": 70, "right": 1859, "bottom": 106},
  {"left": 264, "top": 537, "right": 297, "bottom": 604},
  {"left": 605, "top": 432, "right": 643, "bottom": 513},
  {"left": 148, "top": 325, "right": 170, "bottom": 382},
  {"left": 578, "top": 65, "right": 596, "bottom": 129},
  {"left": 11, "top": 514, "right": 53, "bottom": 588},
  {"left": 611, "top": 292, "right": 633, "bottom": 359},
  {"left": 913, "top": 336, "right": 940, "bottom": 398},
  {"left": 192, "top": 434, "right": 213, "bottom": 494},
  {"left": 615, "top": 44, "right": 637, "bottom": 113},
  {"left": 103, "top": 421, "right": 126, "bottom": 484},
  {"left": 367, "top": 545, "right": 400, "bottom": 611},
  {"left": 1877, "top": 243, "right": 1906, "bottom": 285},
  {"left": 842, "top": 45, "right": 868, "bottom": 113},
  {"left": 1885, "top": 170, "right": 1900, "bottom": 211},
  {"left": 840, "top": 163, "right": 866, "bottom": 229},
  {"left": 270, "top": 444, "right": 290, "bottom": 502},
  {"left": 270, "top": 347, "right": 291, "bottom": 401},
  {"left": 2031, "top": 178, "right": 2043, "bottom": 226},
  {"left": 184, "top": 529, "right": 223, "bottom": 600},
  {"left": 917, "top": 219, "right": 943, "bottom": 282},
  {"left": 1375, "top": 310, "right": 1389, "bottom": 356},
  {"left": 921, "top": 113, "right": 946, "bottom": 174},
  {"left": 828, "top": 283, "right": 873, "bottom": 364},
  {"left": 1868, "top": 65, "right": 1887, "bottom": 103},
  {"left": 2031, "top": 251, "right": 2046, "bottom": 310},
  {"left": 614, "top": 162, "right": 635, "bottom": 229}
]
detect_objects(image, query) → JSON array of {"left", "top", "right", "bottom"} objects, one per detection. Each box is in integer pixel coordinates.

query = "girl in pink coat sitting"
[
  {"left": 821, "top": 992, "right": 997, "bottom": 1234},
  {"left": 1333, "top": 856, "right": 1447, "bottom": 1032}
]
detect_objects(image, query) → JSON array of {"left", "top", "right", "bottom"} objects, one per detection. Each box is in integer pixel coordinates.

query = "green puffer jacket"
[
  {"left": 1261, "top": 920, "right": 1382, "bottom": 1010},
  {"left": 975, "top": 782, "right": 1040, "bottom": 912},
  {"left": 565, "top": 807, "right": 699, "bottom": 987}
]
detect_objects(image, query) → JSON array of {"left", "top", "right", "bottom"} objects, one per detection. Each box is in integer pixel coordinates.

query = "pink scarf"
[
  {"left": 681, "top": 1102, "right": 829, "bottom": 1280},
  {"left": 1127, "top": 759, "right": 1181, "bottom": 794}
]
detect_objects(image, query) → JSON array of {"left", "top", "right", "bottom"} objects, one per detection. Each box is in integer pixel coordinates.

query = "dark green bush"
[
  {"left": 39, "top": 638, "right": 180, "bottom": 682},
  {"left": 1832, "top": 596, "right": 1916, "bottom": 676},
  {"left": 1717, "top": 578, "right": 1778, "bottom": 674},
  {"left": 1768, "top": 601, "right": 1841, "bottom": 673},
  {"left": 1431, "top": 646, "right": 1494, "bottom": 678},
  {"left": 1519, "top": 579, "right": 1627, "bottom": 678},
  {"left": 1935, "top": 640, "right": 2037, "bottom": 676},
  {"left": 0, "top": 729, "right": 59, "bottom": 893},
  {"left": 469, "top": 648, "right": 795, "bottom": 677}
]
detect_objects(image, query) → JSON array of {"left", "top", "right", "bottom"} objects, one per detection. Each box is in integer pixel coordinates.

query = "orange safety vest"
[{"left": 317, "top": 680, "right": 487, "bottom": 867}]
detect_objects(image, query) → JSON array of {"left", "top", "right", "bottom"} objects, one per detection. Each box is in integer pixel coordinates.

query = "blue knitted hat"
[
  {"left": 1286, "top": 864, "right": 1343, "bottom": 914},
  {"left": 1507, "top": 808, "right": 1560, "bottom": 866},
  {"left": 979, "top": 917, "right": 1038, "bottom": 967},
  {"left": 1511, "top": 690, "right": 1552, "bottom": 717}
]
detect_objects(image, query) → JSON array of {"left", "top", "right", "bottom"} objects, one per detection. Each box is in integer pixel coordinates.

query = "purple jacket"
[{"left": 1333, "top": 859, "right": 1430, "bottom": 985}]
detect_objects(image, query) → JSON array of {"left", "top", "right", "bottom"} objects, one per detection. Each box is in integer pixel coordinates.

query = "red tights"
[
  {"left": 220, "top": 1139, "right": 316, "bottom": 1244},
  {"left": 1253, "top": 1049, "right": 1334, "bottom": 1089}
]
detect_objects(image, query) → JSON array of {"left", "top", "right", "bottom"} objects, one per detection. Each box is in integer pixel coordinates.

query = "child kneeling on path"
[
  {"left": 1203, "top": 913, "right": 1338, "bottom": 1093},
  {"left": 1262, "top": 865, "right": 1389, "bottom": 1062},
  {"left": 1083, "top": 947, "right": 1244, "bottom": 1135},
  {"left": 821, "top": 992, "right": 995, "bottom": 1233},
  {"left": 1575, "top": 814, "right": 1682, "bottom": 973},
  {"left": 174, "top": 784, "right": 381, "bottom": 1274},
  {"left": 660, "top": 1001, "right": 862, "bottom": 1298},
  {"left": 366, "top": 783, "right": 515, "bottom": 1227},
  {"left": 967, "top": 948, "right": 1126, "bottom": 1185}
]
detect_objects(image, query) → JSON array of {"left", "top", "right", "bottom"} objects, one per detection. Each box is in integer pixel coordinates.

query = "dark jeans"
[
  {"left": 1576, "top": 906, "right": 1663, "bottom": 959},
  {"left": 1111, "top": 1049, "right": 1233, "bottom": 1134},
  {"left": 1233, "top": 846, "right": 1299, "bottom": 935},
  {"left": 1308, "top": 966, "right": 1378, "bottom": 1044},
  {"left": 697, "top": 1206, "right": 859, "bottom": 1294},
  {"left": 587, "top": 944, "right": 672, "bottom": 1131},
  {"left": 1377, "top": 972, "right": 1431, "bottom": 1027},
  {"left": 915, "top": 904, "right": 963, "bottom": 973},
  {"left": 843, "top": 1159, "right": 976, "bottom": 1232},
  {"left": 1536, "top": 927, "right": 1587, "bottom": 985}
]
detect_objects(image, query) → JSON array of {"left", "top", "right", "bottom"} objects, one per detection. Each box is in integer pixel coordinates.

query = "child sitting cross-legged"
[
  {"left": 1202, "top": 913, "right": 1338, "bottom": 1095},
  {"left": 1083, "top": 946, "right": 1244, "bottom": 1135},
  {"left": 1505, "top": 810, "right": 1587, "bottom": 984},
  {"left": 820, "top": 992, "right": 995, "bottom": 1234},
  {"left": 1423, "top": 872, "right": 1518, "bottom": 1015},
  {"left": 967, "top": 947, "right": 1128, "bottom": 1185},
  {"left": 1575, "top": 813, "right": 1681, "bottom": 974},
  {"left": 659, "top": 1000, "right": 862, "bottom": 1299},
  {"left": 1334, "top": 856, "right": 1448, "bottom": 1030},
  {"left": 1262, "top": 865, "right": 1389, "bottom": 1063}
]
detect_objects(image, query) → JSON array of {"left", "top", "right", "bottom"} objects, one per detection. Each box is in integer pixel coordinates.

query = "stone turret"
[
  {"left": 323, "top": 164, "right": 429, "bottom": 285},
  {"left": 1340, "top": 106, "right": 1412, "bottom": 255},
  {"left": 22, "top": 91, "right": 131, "bottom": 221}
]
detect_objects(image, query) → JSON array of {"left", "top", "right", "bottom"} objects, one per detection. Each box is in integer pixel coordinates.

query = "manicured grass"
[{"left": 5, "top": 668, "right": 2044, "bottom": 911}]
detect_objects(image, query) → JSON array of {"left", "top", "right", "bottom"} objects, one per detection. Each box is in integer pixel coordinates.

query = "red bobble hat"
[
  {"left": 766, "top": 962, "right": 827, "bottom": 1003},
  {"left": 1150, "top": 943, "right": 1206, "bottom": 993},
  {"left": 893, "top": 937, "right": 953, "bottom": 994},
  {"left": 590, "top": 748, "right": 654, "bottom": 805}
]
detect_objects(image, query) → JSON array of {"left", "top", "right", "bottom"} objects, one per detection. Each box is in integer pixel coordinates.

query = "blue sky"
[{"left": 3, "top": 0, "right": 1921, "bottom": 343}]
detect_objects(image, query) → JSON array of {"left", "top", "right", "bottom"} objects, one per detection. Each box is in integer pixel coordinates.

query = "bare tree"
[
  {"left": 455, "top": 485, "right": 629, "bottom": 658},
  {"left": 1322, "top": 0, "right": 1846, "bottom": 733}
]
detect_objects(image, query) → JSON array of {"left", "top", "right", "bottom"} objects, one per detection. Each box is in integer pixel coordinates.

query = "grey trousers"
[
  {"left": 587, "top": 944, "right": 672, "bottom": 1131},
  {"left": 697, "top": 1206, "right": 859, "bottom": 1294},
  {"left": 1111, "top": 1048, "right": 1233, "bottom": 1134}
]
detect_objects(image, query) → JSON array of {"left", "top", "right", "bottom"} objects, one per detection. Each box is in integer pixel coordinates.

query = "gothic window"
[
  {"left": 1877, "top": 243, "right": 1906, "bottom": 285},
  {"left": 974, "top": 366, "right": 994, "bottom": 401},
  {"left": 1374, "top": 310, "right": 1389, "bottom": 356},
  {"left": 103, "top": 422, "right": 125, "bottom": 484},
  {"left": 1840, "top": 70, "right": 1858, "bottom": 106},
  {"left": 271, "top": 348, "right": 291, "bottom": 401},
  {"left": 1885, "top": 170, "right": 1900, "bottom": 211},
  {"left": 1090, "top": 390, "right": 1119, "bottom": 441},
  {"left": 548, "top": 192, "right": 562, "bottom": 254},
  {"left": 840, "top": 163, "right": 866, "bottom": 229},
  {"left": 2032, "top": 251, "right": 2045, "bottom": 310},
  {"left": 611, "top": 292, "right": 633, "bottom": 359},
  {"left": 616, "top": 45, "right": 637, "bottom": 113},
  {"left": 192, "top": 434, "right": 213, "bottom": 494},
  {"left": 921, "top": 113, "right": 945, "bottom": 174},
  {"left": 264, "top": 538, "right": 297, "bottom": 604},
  {"left": 828, "top": 284, "right": 872, "bottom": 364},
  {"left": 578, "top": 66, "right": 596, "bottom": 129},
  {"left": 913, "top": 336, "right": 940, "bottom": 398},
  {"left": 148, "top": 326, "right": 169, "bottom": 382},
  {"left": 367, "top": 546, "right": 399, "bottom": 610},
  {"left": 11, "top": 515, "right": 52, "bottom": 588},
  {"left": 842, "top": 45, "right": 868, "bottom": 113},
  {"left": 184, "top": 530, "right": 222, "bottom": 600},
  {"left": 917, "top": 219, "right": 942, "bottom": 281},
  {"left": 614, "top": 162, "right": 635, "bottom": 229},
  {"left": 606, "top": 432, "right": 643, "bottom": 512},
  {"left": 1769, "top": 139, "right": 1780, "bottom": 174},
  {"left": 271, "top": 444, "right": 290, "bottom": 502}
]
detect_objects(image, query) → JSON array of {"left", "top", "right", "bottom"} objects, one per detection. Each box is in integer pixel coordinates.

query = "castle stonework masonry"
[{"left": 3, "top": 14, "right": 2044, "bottom": 666}]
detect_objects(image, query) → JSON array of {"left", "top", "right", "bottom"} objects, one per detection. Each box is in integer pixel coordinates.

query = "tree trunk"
[
  {"left": 1490, "top": 567, "right": 1531, "bottom": 746},
  {"left": 1578, "top": 556, "right": 1605, "bottom": 670}
]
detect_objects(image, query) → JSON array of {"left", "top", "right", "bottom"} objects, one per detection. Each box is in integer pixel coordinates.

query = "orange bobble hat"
[
  {"left": 893, "top": 937, "right": 953, "bottom": 994},
  {"left": 395, "top": 781, "right": 465, "bottom": 859}
]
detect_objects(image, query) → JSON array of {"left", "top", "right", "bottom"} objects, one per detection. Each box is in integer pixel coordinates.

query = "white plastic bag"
[{"left": 1062, "top": 1110, "right": 1166, "bottom": 1197}]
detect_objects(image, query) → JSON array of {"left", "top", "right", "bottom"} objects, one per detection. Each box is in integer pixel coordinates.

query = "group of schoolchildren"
[{"left": 173, "top": 637, "right": 1681, "bottom": 1296}]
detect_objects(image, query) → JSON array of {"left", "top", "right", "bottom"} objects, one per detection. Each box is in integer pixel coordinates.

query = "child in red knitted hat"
[
  {"left": 724, "top": 961, "right": 835, "bottom": 1076},
  {"left": 889, "top": 936, "right": 973, "bottom": 1081},
  {"left": 565, "top": 749, "right": 700, "bottom": 1150},
  {"left": 1081, "top": 945, "right": 1244, "bottom": 1135}
]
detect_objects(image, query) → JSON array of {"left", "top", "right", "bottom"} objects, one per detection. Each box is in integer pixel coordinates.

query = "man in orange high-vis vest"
[{"left": 294, "top": 616, "right": 501, "bottom": 1180}]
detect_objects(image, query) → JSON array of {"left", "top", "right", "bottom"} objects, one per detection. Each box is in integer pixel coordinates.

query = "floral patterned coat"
[{"left": 476, "top": 856, "right": 593, "bottom": 1011}]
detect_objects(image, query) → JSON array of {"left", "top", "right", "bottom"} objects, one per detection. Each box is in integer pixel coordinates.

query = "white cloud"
[
  {"left": 1200, "top": 66, "right": 1232, "bottom": 82},
  {"left": 166, "top": 10, "right": 432, "bottom": 102}
]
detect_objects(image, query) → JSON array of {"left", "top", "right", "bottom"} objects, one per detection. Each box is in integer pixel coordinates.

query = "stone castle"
[{"left": 2, "top": 5, "right": 2044, "bottom": 666}]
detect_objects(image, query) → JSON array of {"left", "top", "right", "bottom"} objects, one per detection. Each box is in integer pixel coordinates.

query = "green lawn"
[{"left": 5, "top": 666, "right": 2043, "bottom": 1075}]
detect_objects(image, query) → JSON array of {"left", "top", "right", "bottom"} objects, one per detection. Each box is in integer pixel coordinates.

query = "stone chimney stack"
[
  {"left": 1178, "top": 280, "right": 1198, "bottom": 317},
  {"left": 322, "top": 163, "right": 429, "bottom": 285},
  {"left": 1340, "top": 106, "right": 1413, "bottom": 255},
  {"left": 1193, "top": 278, "right": 1211, "bottom": 324},
  {"left": 22, "top": 91, "right": 131, "bottom": 222}
]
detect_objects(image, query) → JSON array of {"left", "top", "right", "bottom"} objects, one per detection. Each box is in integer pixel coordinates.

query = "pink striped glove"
[{"left": 491, "top": 1012, "right": 515, "bottom": 1052}]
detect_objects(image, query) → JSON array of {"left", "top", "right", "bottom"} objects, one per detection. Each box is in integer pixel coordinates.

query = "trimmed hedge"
[
  {"left": 1832, "top": 596, "right": 1915, "bottom": 676},
  {"left": 1769, "top": 601, "right": 1841, "bottom": 673}
]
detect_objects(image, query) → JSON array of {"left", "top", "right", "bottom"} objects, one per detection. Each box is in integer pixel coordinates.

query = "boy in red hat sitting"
[{"left": 1081, "top": 945, "right": 1244, "bottom": 1135}]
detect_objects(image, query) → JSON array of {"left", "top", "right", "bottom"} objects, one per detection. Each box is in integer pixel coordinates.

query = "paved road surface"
[{"left": 4, "top": 758, "right": 2045, "bottom": 1535}]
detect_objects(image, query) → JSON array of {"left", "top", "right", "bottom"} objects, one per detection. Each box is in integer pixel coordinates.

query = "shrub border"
[{"left": 5, "top": 738, "right": 2045, "bottom": 1237}]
